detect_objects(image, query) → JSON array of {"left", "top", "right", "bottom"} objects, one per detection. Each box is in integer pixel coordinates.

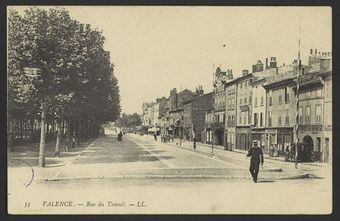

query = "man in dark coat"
[{"left": 247, "top": 140, "right": 264, "bottom": 183}]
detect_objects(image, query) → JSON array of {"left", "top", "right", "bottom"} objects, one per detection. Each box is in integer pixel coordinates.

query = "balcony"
[{"left": 240, "top": 105, "right": 249, "bottom": 112}]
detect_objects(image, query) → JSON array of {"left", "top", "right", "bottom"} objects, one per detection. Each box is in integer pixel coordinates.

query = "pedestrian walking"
[{"left": 246, "top": 140, "right": 264, "bottom": 183}]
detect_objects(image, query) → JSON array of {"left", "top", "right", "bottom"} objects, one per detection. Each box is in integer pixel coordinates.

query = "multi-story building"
[
  {"left": 235, "top": 69, "right": 253, "bottom": 150},
  {"left": 167, "top": 88, "right": 194, "bottom": 138},
  {"left": 183, "top": 88, "right": 213, "bottom": 142},
  {"left": 250, "top": 60, "right": 278, "bottom": 149},
  {"left": 263, "top": 62, "right": 298, "bottom": 155},
  {"left": 225, "top": 79, "right": 237, "bottom": 150},
  {"left": 211, "top": 67, "right": 233, "bottom": 147},
  {"left": 296, "top": 49, "right": 332, "bottom": 162},
  {"left": 204, "top": 107, "right": 214, "bottom": 144}
]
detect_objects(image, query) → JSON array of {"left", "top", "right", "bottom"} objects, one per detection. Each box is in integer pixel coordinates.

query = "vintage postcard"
[{"left": 7, "top": 6, "right": 332, "bottom": 214}]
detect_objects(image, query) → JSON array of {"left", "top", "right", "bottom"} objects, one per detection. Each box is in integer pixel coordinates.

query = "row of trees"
[
  {"left": 116, "top": 113, "right": 142, "bottom": 129},
  {"left": 8, "top": 7, "right": 121, "bottom": 166}
]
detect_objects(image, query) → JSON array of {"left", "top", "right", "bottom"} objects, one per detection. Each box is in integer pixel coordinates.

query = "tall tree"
[{"left": 8, "top": 7, "right": 121, "bottom": 164}]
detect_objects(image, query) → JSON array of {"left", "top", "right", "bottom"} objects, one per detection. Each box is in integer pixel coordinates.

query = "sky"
[{"left": 10, "top": 6, "right": 332, "bottom": 115}]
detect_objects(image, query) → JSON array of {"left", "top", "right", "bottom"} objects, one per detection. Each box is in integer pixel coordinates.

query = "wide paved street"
[{"left": 8, "top": 133, "right": 332, "bottom": 214}]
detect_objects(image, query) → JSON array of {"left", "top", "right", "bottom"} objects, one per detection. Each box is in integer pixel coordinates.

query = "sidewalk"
[
  {"left": 8, "top": 138, "right": 96, "bottom": 181},
  {"left": 135, "top": 134, "right": 331, "bottom": 179}
]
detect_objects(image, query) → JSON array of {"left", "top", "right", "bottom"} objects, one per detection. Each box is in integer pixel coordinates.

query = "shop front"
[
  {"left": 236, "top": 127, "right": 251, "bottom": 150},
  {"left": 265, "top": 128, "right": 293, "bottom": 157},
  {"left": 298, "top": 124, "right": 324, "bottom": 162},
  {"left": 225, "top": 127, "right": 236, "bottom": 150}
]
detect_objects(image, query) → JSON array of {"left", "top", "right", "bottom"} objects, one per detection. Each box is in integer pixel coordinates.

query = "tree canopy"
[{"left": 8, "top": 7, "right": 121, "bottom": 124}]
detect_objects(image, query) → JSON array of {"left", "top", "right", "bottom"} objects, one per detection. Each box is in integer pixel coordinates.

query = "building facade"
[
  {"left": 235, "top": 70, "right": 253, "bottom": 150},
  {"left": 296, "top": 50, "right": 332, "bottom": 162},
  {"left": 183, "top": 90, "right": 213, "bottom": 142},
  {"left": 225, "top": 80, "right": 237, "bottom": 150},
  {"left": 263, "top": 63, "right": 298, "bottom": 155}
]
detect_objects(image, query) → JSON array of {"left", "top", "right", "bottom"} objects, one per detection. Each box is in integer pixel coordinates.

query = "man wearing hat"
[{"left": 246, "top": 140, "right": 264, "bottom": 183}]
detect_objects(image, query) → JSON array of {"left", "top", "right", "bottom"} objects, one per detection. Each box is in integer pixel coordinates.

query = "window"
[
  {"left": 248, "top": 112, "right": 251, "bottom": 124},
  {"left": 260, "top": 112, "right": 263, "bottom": 127},
  {"left": 285, "top": 87, "right": 290, "bottom": 103},
  {"left": 316, "top": 105, "right": 322, "bottom": 123},
  {"left": 239, "top": 116, "right": 242, "bottom": 124},
  {"left": 254, "top": 113, "right": 258, "bottom": 127},
  {"left": 255, "top": 97, "right": 258, "bottom": 106},
  {"left": 240, "top": 98, "right": 242, "bottom": 105},
  {"left": 278, "top": 94, "right": 282, "bottom": 104},
  {"left": 299, "top": 107, "right": 303, "bottom": 123},
  {"left": 240, "top": 83, "right": 243, "bottom": 89},
  {"left": 305, "top": 106, "right": 311, "bottom": 123},
  {"left": 269, "top": 91, "right": 273, "bottom": 106},
  {"left": 244, "top": 97, "right": 247, "bottom": 104},
  {"left": 305, "top": 91, "right": 311, "bottom": 99},
  {"left": 232, "top": 115, "right": 234, "bottom": 125},
  {"left": 285, "top": 109, "right": 289, "bottom": 124},
  {"left": 261, "top": 96, "right": 264, "bottom": 106},
  {"left": 228, "top": 116, "right": 231, "bottom": 126},
  {"left": 245, "top": 81, "right": 247, "bottom": 87},
  {"left": 268, "top": 111, "right": 272, "bottom": 126},
  {"left": 278, "top": 110, "right": 282, "bottom": 125},
  {"left": 249, "top": 95, "right": 251, "bottom": 103},
  {"left": 243, "top": 112, "right": 246, "bottom": 125}
]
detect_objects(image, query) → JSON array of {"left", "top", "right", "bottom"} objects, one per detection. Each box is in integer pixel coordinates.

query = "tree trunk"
[
  {"left": 76, "top": 119, "right": 80, "bottom": 145},
  {"left": 55, "top": 118, "right": 61, "bottom": 157},
  {"left": 38, "top": 99, "right": 47, "bottom": 167},
  {"left": 65, "top": 120, "right": 70, "bottom": 152},
  {"left": 19, "top": 118, "right": 22, "bottom": 139},
  {"left": 61, "top": 120, "right": 65, "bottom": 138},
  {"left": 8, "top": 119, "right": 14, "bottom": 152}
]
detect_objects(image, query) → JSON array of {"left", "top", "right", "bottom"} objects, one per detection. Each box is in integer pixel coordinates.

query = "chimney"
[
  {"left": 266, "top": 58, "right": 268, "bottom": 69},
  {"left": 310, "top": 49, "right": 313, "bottom": 55},
  {"left": 256, "top": 60, "right": 264, "bottom": 72},
  {"left": 252, "top": 64, "right": 257, "bottom": 73},
  {"left": 242, "top": 69, "right": 249, "bottom": 76},
  {"left": 270, "top": 57, "right": 277, "bottom": 68}
]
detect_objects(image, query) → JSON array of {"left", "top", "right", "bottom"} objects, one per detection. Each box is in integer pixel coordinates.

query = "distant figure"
[
  {"left": 193, "top": 136, "right": 196, "bottom": 149},
  {"left": 285, "top": 145, "right": 290, "bottom": 162},
  {"left": 290, "top": 144, "right": 296, "bottom": 162},
  {"left": 117, "top": 131, "right": 123, "bottom": 141},
  {"left": 247, "top": 140, "right": 264, "bottom": 183},
  {"left": 154, "top": 132, "right": 157, "bottom": 141}
]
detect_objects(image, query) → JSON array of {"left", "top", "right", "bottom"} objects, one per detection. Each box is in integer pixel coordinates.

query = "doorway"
[{"left": 302, "top": 135, "right": 314, "bottom": 162}]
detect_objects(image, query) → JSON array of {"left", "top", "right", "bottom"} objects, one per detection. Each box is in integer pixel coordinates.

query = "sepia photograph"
[{"left": 7, "top": 5, "right": 332, "bottom": 214}]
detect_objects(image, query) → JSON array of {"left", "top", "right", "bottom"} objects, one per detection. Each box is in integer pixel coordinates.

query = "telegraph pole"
[{"left": 294, "top": 13, "right": 302, "bottom": 169}]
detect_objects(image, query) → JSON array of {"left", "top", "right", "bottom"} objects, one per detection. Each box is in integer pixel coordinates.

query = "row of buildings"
[{"left": 142, "top": 49, "right": 332, "bottom": 163}]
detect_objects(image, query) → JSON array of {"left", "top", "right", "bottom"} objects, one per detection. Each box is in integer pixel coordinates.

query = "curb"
[{"left": 38, "top": 172, "right": 313, "bottom": 182}]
